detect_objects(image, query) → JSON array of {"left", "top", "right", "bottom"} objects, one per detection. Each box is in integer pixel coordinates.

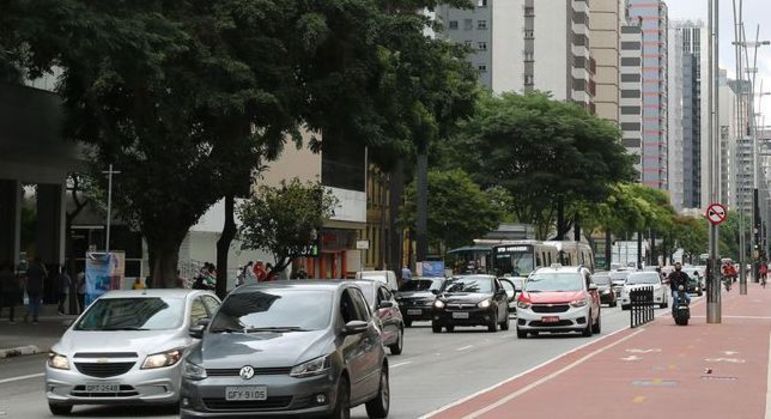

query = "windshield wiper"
[
  {"left": 210, "top": 327, "right": 243, "bottom": 334},
  {"left": 526, "top": 290, "right": 542, "bottom": 293}
]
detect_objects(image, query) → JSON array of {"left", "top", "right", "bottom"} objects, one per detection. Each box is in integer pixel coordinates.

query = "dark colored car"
[
  {"left": 352, "top": 280, "right": 405, "bottom": 355},
  {"left": 431, "top": 275, "right": 515, "bottom": 333},
  {"left": 592, "top": 272, "right": 617, "bottom": 307},
  {"left": 180, "top": 281, "right": 389, "bottom": 419},
  {"left": 395, "top": 278, "right": 445, "bottom": 327}
]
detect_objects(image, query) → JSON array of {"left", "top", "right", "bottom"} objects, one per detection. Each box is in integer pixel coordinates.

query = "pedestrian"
[
  {"left": 24, "top": 256, "right": 47, "bottom": 324},
  {"left": 76, "top": 270, "right": 86, "bottom": 313},
  {"left": 401, "top": 265, "right": 412, "bottom": 283},
  {"left": 760, "top": 261, "right": 768, "bottom": 287},
  {"left": 55, "top": 265, "right": 72, "bottom": 315},
  {"left": 265, "top": 263, "right": 278, "bottom": 281},
  {"left": 253, "top": 261, "right": 267, "bottom": 282},
  {"left": 0, "top": 262, "right": 20, "bottom": 323}
]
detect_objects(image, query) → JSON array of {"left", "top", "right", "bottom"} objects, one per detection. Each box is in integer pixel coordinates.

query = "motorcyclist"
[
  {"left": 666, "top": 262, "right": 691, "bottom": 312},
  {"left": 721, "top": 262, "right": 737, "bottom": 289}
]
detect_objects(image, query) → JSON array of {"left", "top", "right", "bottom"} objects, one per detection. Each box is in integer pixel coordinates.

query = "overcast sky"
[{"left": 667, "top": 0, "right": 771, "bottom": 119}]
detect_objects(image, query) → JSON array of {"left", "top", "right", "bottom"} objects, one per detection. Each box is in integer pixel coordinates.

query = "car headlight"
[
  {"left": 516, "top": 300, "right": 531, "bottom": 310},
  {"left": 48, "top": 351, "right": 70, "bottom": 370},
  {"left": 290, "top": 355, "right": 331, "bottom": 378},
  {"left": 570, "top": 299, "right": 588, "bottom": 308},
  {"left": 142, "top": 349, "right": 183, "bottom": 369},
  {"left": 182, "top": 360, "right": 207, "bottom": 380},
  {"left": 478, "top": 299, "right": 492, "bottom": 309},
  {"left": 434, "top": 300, "right": 445, "bottom": 309}
]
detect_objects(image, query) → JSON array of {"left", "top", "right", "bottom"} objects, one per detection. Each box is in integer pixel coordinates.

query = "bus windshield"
[{"left": 493, "top": 246, "right": 535, "bottom": 276}]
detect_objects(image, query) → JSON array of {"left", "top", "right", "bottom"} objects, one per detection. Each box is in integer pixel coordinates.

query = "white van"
[{"left": 355, "top": 270, "right": 399, "bottom": 291}]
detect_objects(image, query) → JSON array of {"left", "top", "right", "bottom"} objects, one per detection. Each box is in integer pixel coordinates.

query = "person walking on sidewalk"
[
  {"left": 0, "top": 262, "right": 20, "bottom": 323},
  {"left": 55, "top": 265, "right": 72, "bottom": 315},
  {"left": 760, "top": 261, "right": 768, "bottom": 288},
  {"left": 24, "top": 257, "right": 47, "bottom": 324},
  {"left": 76, "top": 270, "right": 86, "bottom": 313}
]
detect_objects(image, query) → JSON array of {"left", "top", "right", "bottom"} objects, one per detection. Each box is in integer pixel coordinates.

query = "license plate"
[
  {"left": 85, "top": 383, "right": 120, "bottom": 393},
  {"left": 407, "top": 309, "right": 422, "bottom": 316},
  {"left": 225, "top": 386, "right": 267, "bottom": 401},
  {"left": 452, "top": 312, "right": 469, "bottom": 319},
  {"left": 541, "top": 316, "right": 559, "bottom": 323}
]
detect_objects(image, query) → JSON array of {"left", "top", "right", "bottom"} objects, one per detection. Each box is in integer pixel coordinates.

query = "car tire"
[
  {"left": 404, "top": 319, "right": 412, "bottom": 328},
  {"left": 329, "top": 376, "right": 351, "bottom": 419},
  {"left": 364, "top": 365, "right": 390, "bottom": 419},
  {"left": 582, "top": 313, "right": 593, "bottom": 337},
  {"left": 516, "top": 327, "right": 527, "bottom": 339},
  {"left": 49, "top": 403, "right": 72, "bottom": 416},
  {"left": 592, "top": 313, "right": 601, "bottom": 334},
  {"left": 610, "top": 300, "right": 617, "bottom": 308},
  {"left": 432, "top": 322, "right": 442, "bottom": 333},
  {"left": 487, "top": 312, "right": 498, "bottom": 333},
  {"left": 445, "top": 325, "right": 455, "bottom": 333},
  {"left": 621, "top": 305, "right": 629, "bottom": 311},
  {"left": 500, "top": 312, "right": 510, "bottom": 331},
  {"left": 389, "top": 328, "right": 403, "bottom": 355}
]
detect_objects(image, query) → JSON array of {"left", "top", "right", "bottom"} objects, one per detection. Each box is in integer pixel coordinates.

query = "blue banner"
[
  {"left": 420, "top": 261, "right": 445, "bottom": 278},
  {"left": 85, "top": 252, "right": 120, "bottom": 306}
]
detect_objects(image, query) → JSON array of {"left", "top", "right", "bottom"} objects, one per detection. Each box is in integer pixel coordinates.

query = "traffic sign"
[{"left": 705, "top": 203, "right": 727, "bottom": 225}]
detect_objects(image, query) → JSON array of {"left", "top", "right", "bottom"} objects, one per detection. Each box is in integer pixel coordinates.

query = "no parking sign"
[{"left": 705, "top": 203, "right": 727, "bottom": 226}]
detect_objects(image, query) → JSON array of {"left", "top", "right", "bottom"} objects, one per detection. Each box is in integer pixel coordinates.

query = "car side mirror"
[
  {"left": 588, "top": 284, "right": 599, "bottom": 291},
  {"left": 189, "top": 325, "right": 205, "bottom": 339},
  {"left": 342, "top": 320, "right": 369, "bottom": 335},
  {"left": 378, "top": 300, "right": 394, "bottom": 309}
]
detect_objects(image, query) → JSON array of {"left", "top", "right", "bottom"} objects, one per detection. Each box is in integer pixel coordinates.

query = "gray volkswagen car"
[
  {"left": 45, "top": 289, "right": 221, "bottom": 416},
  {"left": 180, "top": 281, "right": 389, "bottom": 418}
]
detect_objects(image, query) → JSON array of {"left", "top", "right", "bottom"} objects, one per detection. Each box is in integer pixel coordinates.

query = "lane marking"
[
  {"left": 766, "top": 333, "right": 771, "bottom": 419},
  {"left": 621, "top": 355, "right": 642, "bottom": 361},
  {"left": 0, "top": 373, "right": 44, "bottom": 385},
  {"left": 391, "top": 361, "right": 412, "bottom": 369},
  {"left": 457, "top": 345, "right": 474, "bottom": 352},
  {"left": 632, "top": 395, "right": 646, "bottom": 404},
  {"left": 460, "top": 328, "right": 645, "bottom": 419},
  {"left": 419, "top": 325, "right": 641, "bottom": 419}
]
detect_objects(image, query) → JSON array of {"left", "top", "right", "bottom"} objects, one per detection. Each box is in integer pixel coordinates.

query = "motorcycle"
[
  {"left": 723, "top": 276, "right": 732, "bottom": 292},
  {"left": 673, "top": 285, "right": 690, "bottom": 326}
]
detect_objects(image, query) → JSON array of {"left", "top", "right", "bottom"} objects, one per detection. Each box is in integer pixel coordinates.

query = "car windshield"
[
  {"left": 593, "top": 274, "right": 610, "bottom": 285},
  {"left": 75, "top": 297, "right": 184, "bottom": 331},
  {"left": 525, "top": 273, "right": 583, "bottom": 292},
  {"left": 210, "top": 290, "right": 332, "bottom": 332},
  {"left": 626, "top": 273, "right": 660, "bottom": 285},
  {"left": 443, "top": 277, "right": 493, "bottom": 293},
  {"left": 399, "top": 279, "right": 440, "bottom": 292},
  {"left": 355, "top": 283, "right": 376, "bottom": 307}
]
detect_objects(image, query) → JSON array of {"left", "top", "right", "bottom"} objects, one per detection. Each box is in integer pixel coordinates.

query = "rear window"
[
  {"left": 593, "top": 274, "right": 610, "bottom": 285},
  {"left": 75, "top": 297, "right": 185, "bottom": 331},
  {"left": 525, "top": 273, "right": 583, "bottom": 292},
  {"left": 626, "top": 273, "right": 660, "bottom": 285}
]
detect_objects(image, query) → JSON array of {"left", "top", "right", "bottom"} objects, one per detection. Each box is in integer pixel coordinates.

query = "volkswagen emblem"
[{"left": 239, "top": 366, "right": 255, "bottom": 380}]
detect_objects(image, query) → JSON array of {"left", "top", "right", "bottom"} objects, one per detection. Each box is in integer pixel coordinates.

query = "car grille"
[
  {"left": 202, "top": 396, "right": 293, "bottom": 411},
  {"left": 531, "top": 304, "right": 570, "bottom": 313},
  {"left": 446, "top": 304, "right": 477, "bottom": 310},
  {"left": 70, "top": 385, "right": 138, "bottom": 398},
  {"left": 74, "top": 362, "right": 135, "bottom": 378},
  {"left": 401, "top": 298, "right": 433, "bottom": 306},
  {"left": 73, "top": 352, "right": 138, "bottom": 358},
  {"left": 206, "top": 367, "right": 292, "bottom": 377},
  {"left": 529, "top": 320, "right": 573, "bottom": 327}
]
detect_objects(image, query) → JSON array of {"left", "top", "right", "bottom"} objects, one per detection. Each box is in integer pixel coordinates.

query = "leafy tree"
[
  {"left": 401, "top": 169, "right": 505, "bottom": 252},
  {"left": 238, "top": 179, "right": 337, "bottom": 273},
  {"left": 671, "top": 215, "right": 708, "bottom": 263},
  {"left": 450, "top": 92, "right": 636, "bottom": 239}
]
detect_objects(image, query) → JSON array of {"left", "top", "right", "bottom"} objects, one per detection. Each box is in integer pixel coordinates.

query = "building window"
[
  {"left": 524, "top": 7, "right": 534, "bottom": 17},
  {"left": 524, "top": 30, "right": 534, "bottom": 39},
  {"left": 478, "top": 20, "right": 487, "bottom": 30},
  {"left": 621, "top": 73, "right": 641, "bottom": 82},
  {"left": 524, "top": 51, "right": 534, "bottom": 61},
  {"left": 524, "top": 74, "right": 534, "bottom": 85},
  {"left": 477, "top": 42, "right": 487, "bottom": 51},
  {"left": 621, "top": 106, "right": 641, "bottom": 115},
  {"left": 621, "top": 57, "right": 641, "bottom": 66},
  {"left": 621, "top": 90, "right": 641, "bottom": 98},
  {"left": 478, "top": 65, "right": 488, "bottom": 73},
  {"left": 478, "top": 0, "right": 488, "bottom": 6},
  {"left": 448, "top": 20, "right": 458, "bottom": 30},
  {"left": 464, "top": 19, "right": 473, "bottom": 30},
  {"left": 621, "top": 41, "right": 642, "bottom": 50},
  {"left": 464, "top": 40, "right": 473, "bottom": 47}
]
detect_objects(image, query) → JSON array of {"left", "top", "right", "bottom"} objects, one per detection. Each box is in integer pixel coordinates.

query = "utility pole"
[
  {"left": 707, "top": 0, "right": 721, "bottom": 324},
  {"left": 732, "top": 0, "right": 747, "bottom": 293},
  {"left": 102, "top": 164, "right": 121, "bottom": 253}
]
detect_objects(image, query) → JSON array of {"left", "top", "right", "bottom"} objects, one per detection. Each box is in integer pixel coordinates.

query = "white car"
[{"left": 619, "top": 272, "right": 669, "bottom": 310}]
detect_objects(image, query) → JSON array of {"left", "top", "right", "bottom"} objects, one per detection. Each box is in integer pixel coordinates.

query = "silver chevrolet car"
[
  {"left": 45, "top": 289, "right": 221, "bottom": 416},
  {"left": 180, "top": 281, "right": 390, "bottom": 418}
]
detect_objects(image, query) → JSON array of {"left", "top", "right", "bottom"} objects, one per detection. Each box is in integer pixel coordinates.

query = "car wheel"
[
  {"left": 500, "top": 312, "right": 510, "bottom": 331},
  {"left": 431, "top": 322, "right": 442, "bottom": 333},
  {"left": 445, "top": 325, "right": 455, "bottom": 333},
  {"left": 592, "top": 313, "right": 601, "bottom": 334},
  {"left": 516, "top": 327, "right": 527, "bottom": 339},
  {"left": 610, "top": 300, "right": 617, "bottom": 308},
  {"left": 487, "top": 312, "right": 498, "bottom": 333},
  {"left": 329, "top": 376, "right": 351, "bottom": 419},
  {"left": 389, "top": 328, "right": 403, "bottom": 355},
  {"left": 364, "top": 365, "right": 390, "bottom": 419},
  {"left": 404, "top": 319, "right": 412, "bottom": 328},
  {"left": 582, "top": 313, "right": 593, "bottom": 337},
  {"left": 49, "top": 404, "right": 72, "bottom": 416}
]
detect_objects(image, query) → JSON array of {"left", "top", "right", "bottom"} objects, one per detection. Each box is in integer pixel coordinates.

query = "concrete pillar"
[
  {"left": 0, "top": 179, "right": 21, "bottom": 266},
  {"left": 36, "top": 183, "right": 65, "bottom": 266}
]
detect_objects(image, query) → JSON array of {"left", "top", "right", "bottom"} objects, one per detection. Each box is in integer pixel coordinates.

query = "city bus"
[
  {"left": 544, "top": 241, "right": 596, "bottom": 272},
  {"left": 491, "top": 241, "right": 559, "bottom": 278}
]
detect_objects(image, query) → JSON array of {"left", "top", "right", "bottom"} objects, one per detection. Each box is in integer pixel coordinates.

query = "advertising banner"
[
  {"left": 85, "top": 251, "right": 126, "bottom": 305},
  {"left": 417, "top": 261, "right": 445, "bottom": 278}
]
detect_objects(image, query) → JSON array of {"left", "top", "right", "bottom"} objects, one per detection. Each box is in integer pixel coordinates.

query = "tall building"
[
  {"left": 620, "top": 21, "right": 644, "bottom": 176},
  {"left": 626, "top": 0, "right": 669, "bottom": 190},
  {"left": 667, "top": 24, "right": 684, "bottom": 211},
  {"left": 436, "top": 0, "right": 595, "bottom": 109},
  {"left": 727, "top": 76, "right": 754, "bottom": 214},
  {"left": 590, "top": 0, "right": 621, "bottom": 121}
]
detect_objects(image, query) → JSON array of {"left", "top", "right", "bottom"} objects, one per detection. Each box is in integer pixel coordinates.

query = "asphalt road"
[{"left": 0, "top": 304, "right": 670, "bottom": 418}]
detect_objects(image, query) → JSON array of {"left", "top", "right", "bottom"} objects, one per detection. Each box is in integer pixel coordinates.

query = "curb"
[{"left": 0, "top": 345, "right": 41, "bottom": 359}]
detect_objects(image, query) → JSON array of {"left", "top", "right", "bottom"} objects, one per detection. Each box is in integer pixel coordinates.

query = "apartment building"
[
  {"left": 620, "top": 23, "right": 643, "bottom": 176},
  {"left": 667, "top": 24, "right": 684, "bottom": 211},
  {"left": 590, "top": 0, "right": 621, "bottom": 122}
]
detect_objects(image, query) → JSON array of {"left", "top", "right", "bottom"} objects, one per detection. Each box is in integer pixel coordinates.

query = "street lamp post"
[
  {"left": 102, "top": 164, "right": 121, "bottom": 253},
  {"left": 707, "top": 0, "right": 721, "bottom": 323}
]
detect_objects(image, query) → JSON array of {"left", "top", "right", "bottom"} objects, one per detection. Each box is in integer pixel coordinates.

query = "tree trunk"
[
  {"left": 150, "top": 242, "right": 181, "bottom": 288},
  {"left": 573, "top": 212, "right": 581, "bottom": 242},
  {"left": 388, "top": 160, "right": 405, "bottom": 271},
  {"left": 605, "top": 229, "right": 612, "bottom": 270},
  {"left": 556, "top": 198, "right": 565, "bottom": 240},
  {"left": 650, "top": 229, "right": 656, "bottom": 266},
  {"left": 416, "top": 151, "right": 429, "bottom": 262},
  {"left": 216, "top": 194, "right": 236, "bottom": 299},
  {"left": 637, "top": 231, "right": 643, "bottom": 269}
]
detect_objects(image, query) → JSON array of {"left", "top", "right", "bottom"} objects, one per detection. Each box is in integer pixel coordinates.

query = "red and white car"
[{"left": 515, "top": 266, "right": 601, "bottom": 338}]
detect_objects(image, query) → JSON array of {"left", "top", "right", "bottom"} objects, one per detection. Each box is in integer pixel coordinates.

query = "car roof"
[
  {"left": 230, "top": 280, "right": 351, "bottom": 295},
  {"left": 450, "top": 274, "right": 495, "bottom": 280},
  {"left": 99, "top": 289, "right": 210, "bottom": 299},
  {"left": 532, "top": 266, "right": 586, "bottom": 274}
]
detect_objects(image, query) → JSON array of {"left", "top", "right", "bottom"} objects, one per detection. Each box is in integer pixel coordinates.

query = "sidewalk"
[
  {"left": 428, "top": 283, "right": 771, "bottom": 419},
  {"left": 0, "top": 304, "right": 77, "bottom": 358}
]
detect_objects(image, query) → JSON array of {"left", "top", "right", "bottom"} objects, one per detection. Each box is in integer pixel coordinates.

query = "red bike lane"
[{"left": 426, "top": 284, "right": 771, "bottom": 419}]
